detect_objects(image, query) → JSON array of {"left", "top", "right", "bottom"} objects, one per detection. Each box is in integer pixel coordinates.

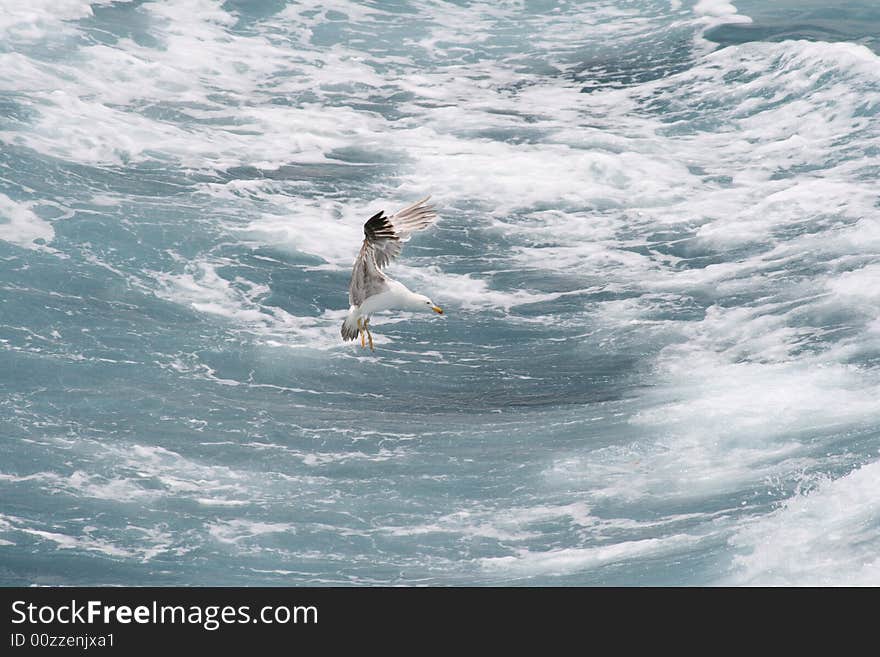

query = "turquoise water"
[{"left": 1, "top": 0, "right": 879, "bottom": 586}]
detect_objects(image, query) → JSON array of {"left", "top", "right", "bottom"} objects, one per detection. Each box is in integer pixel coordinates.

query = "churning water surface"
[{"left": 1, "top": 0, "right": 879, "bottom": 585}]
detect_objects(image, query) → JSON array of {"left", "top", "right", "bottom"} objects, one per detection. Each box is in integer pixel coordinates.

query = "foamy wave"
[
  {"left": 208, "top": 519, "right": 296, "bottom": 545},
  {"left": 382, "top": 502, "right": 594, "bottom": 543},
  {"left": 725, "top": 460, "right": 880, "bottom": 585},
  {"left": 0, "top": 512, "right": 154, "bottom": 561},
  {"left": 0, "top": 0, "right": 119, "bottom": 40},
  {"left": 150, "top": 257, "right": 343, "bottom": 349},
  {"left": 0, "top": 1, "right": 373, "bottom": 168},
  {"left": 693, "top": 0, "right": 750, "bottom": 22},
  {"left": 0, "top": 193, "right": 54, "bottom": 249},
  {"left": 482, "top": 533, "right": 698, "bottom": 576}
]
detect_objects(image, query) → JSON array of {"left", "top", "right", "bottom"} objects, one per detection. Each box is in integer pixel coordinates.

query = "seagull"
[{"left": 341, "top": 196, "right": 444, "bottom": 350}]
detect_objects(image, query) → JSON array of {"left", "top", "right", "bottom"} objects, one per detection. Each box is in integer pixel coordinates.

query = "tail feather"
[{"left": 341, "top": 310, "right": 360, "bottom": 341}]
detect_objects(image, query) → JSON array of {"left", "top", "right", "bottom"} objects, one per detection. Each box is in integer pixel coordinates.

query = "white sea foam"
[
  {"left": 237, "top": 196, "right": 363, "bottom": 267},
  {"left": 0, "top": 1, "right": 373, "bottom": 168},
  {"left": 0, "top": 469, "right": 160, "bottom": 501},
  {"left": 153, "top": 259, "right": 270, "bottom": 324},
  {"left": 150, "top": 257, "right": 345, "bottom": 349},
  {"left": 725, "top": 460, "right": 880, "bottom": 586},
  {"left": 693, "top": 0, "right": 749, "bottom": 21},
  {"left": 20, "top": 528, "right": 135, "bottom": 558},
  {"left": 207, "top": 519, "right": 296, "bottom": 545},
  {"left": 383, "top": 502, "right": 595, "bottom": 542},
  {"left": 0, "top": 193, "right": 54, "bottom": 248},
  {"left": 0, "top": 512, "right": 140, "bottom": 559},
  {"left": 827, "top": 263, "right": 880, "bottom": 302},
  {"left": 0, "top": 0, "right": 119, "bottom": 40},
  {"left": 482, "top": 533, "right": 698, "bottom": 576},
  {"left": 498, "top": 37, "right": 880, "bottom": 515}
]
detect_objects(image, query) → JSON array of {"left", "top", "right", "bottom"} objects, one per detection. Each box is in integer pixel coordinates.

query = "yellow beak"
[{"left": 432, "top": 306, "right": 444, "bottom": 315}]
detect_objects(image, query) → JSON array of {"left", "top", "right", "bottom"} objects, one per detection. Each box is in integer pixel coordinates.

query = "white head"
[{"left": 410, "top": 293, "right": 444, "bottom": 314}]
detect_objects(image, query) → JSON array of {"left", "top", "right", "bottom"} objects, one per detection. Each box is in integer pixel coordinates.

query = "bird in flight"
[{"left": 342, "top": 196, "right": 443, "bottom": 350}]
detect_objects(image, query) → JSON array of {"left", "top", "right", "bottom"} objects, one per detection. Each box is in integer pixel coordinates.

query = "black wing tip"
[
  {"left": 363, "top": 195, "right": 437, "bottom": 240},
  {"left": 364, "top": 210, "right": 398, "bottom": 241}
]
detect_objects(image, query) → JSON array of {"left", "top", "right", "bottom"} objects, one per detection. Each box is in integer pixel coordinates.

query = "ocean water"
[{"left": 1, "top": 0, "right": 879, "bottom": 587}]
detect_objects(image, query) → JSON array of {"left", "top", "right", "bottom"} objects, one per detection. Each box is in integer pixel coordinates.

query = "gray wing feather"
[
  {"left": 369, "top": 196, "right": 438, "bottom": 269},
  {"left": 388, "top": 195, "right": 438, "bottom": 238},
  {"left": 348, "top": 240, "right": 389, "bottom": 306},
  {"left": 348, "top": 196, "right": 438, "bottom": 306}
]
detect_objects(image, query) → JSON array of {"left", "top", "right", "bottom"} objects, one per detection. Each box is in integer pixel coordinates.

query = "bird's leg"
[
  {"left": 365, "top": 319, "right": 374, "bottom": 351},
  {"left": 358, "top": 318, "right": 365, "bottom": 348}
]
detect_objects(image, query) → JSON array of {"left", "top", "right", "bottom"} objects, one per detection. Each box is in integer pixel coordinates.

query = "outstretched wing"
[
  {"left": 366, "top": 196, "right": 438, "bottom": 268},
  {"left": 348, "top": 226, "right": 389, "bottom": 307},
  {"left": 348, "top": 196, "right": 438, "bottom": 306}
]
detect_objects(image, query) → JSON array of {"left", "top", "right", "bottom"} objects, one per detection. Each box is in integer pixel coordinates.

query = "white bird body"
[
  {"left": 341, "top": 197, "right": 443, "bottom": 350},
  {"left": 358, "top": 279, "right": 421, "bottom": 316},
  {"left": 341, "top": 281, "right": 426, "bottom": 342}
]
